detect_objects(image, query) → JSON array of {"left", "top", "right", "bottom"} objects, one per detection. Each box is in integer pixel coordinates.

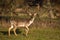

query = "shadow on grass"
[{"left": 0, "top": 29, "right": 21, "bottom": 35}]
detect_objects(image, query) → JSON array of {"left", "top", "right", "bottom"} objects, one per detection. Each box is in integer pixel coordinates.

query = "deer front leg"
[
  {"left": 8, "top": 26, "right": 13, "bottom": 36},
  {"left": 13, "top": 27, "right": 17, "bottom": 36},
  {"left": 25, "top": 26, "right": 29, "bottom": 36}
]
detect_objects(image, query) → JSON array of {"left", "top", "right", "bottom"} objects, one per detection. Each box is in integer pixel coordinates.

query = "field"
[
  {"left": 0, "top": 0, "right": 60, "bottom": 40},
  {"left": 0, "top": 19, "right": 60, "bottom": 40}
]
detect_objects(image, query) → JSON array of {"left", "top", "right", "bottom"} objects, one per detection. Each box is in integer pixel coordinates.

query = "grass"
[
  {"left": 0, "top": 27, "right": 60, "bottom": 40},
  {"left": 0, "top": 18, "right": 60, "bottom": 40}
]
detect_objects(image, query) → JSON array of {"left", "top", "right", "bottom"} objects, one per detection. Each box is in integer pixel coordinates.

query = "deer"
[{"left": 8, "top": 12, "right": 37, "bottom": 36}]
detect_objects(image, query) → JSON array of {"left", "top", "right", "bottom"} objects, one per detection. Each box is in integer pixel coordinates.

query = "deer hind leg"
[
  {"left": 13, "top": 27, "right": 17, "bottom": 36},
  {"left": 25, "top": 26, "right": 29, "bottom": 36},
  {"left": 8, "top": 25, "right": 13, "bottom": 36}
]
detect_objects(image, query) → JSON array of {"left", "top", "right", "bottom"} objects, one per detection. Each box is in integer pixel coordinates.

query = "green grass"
[{"left": 0, "top": 27, "right": 60, "bottom": 40}]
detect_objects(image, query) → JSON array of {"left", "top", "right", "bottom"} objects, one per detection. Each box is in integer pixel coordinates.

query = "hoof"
[
  {"left": 8, "top": 34, "right": 10, "bottom": 37},
  {"left": 15, "top": 35, "right": 17, "bottom": 36},
  {"left": 8, "top": 35, "right": 11, "bottom": 37},
  {"left": 15, "top": 34, "right": 18, "bottom": 36},
  {"left": 23, "top": 34, "right": 28, "bottom": 37}
]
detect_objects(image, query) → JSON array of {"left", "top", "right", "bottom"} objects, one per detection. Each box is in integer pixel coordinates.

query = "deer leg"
[
  {"left": 25, "top": 26, "right": 29, "bottom": 36},
  {"left": 13, "top": 27, "right": 17, "bottom": 36},
  {"left": 8, "top": 25, "right": 13, "bottom": 36}
]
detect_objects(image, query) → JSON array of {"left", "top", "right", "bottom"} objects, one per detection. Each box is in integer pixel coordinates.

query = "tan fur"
[{"left": 8, "top": 13, "right": 37, "bottom": 36}]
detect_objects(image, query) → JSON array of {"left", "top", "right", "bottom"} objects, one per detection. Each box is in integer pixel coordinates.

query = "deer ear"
[
  {"left": 27, "top": 11, "right": 32, "bottom": 16},
  {"left": 29, "top": 13, "right": 32, "bottom": 16},
  {"left": 34, "top": 13, "right": 37, "bottom": 16}
]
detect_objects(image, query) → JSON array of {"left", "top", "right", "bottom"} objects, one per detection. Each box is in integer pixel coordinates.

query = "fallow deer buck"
[{"left": 9, "top": 12, "right": 37, "bottom": 36}]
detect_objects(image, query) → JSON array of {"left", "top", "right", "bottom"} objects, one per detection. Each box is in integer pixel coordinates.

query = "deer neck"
[{"left": 28, "top": 15, "right": 36, "bottom": 26}]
